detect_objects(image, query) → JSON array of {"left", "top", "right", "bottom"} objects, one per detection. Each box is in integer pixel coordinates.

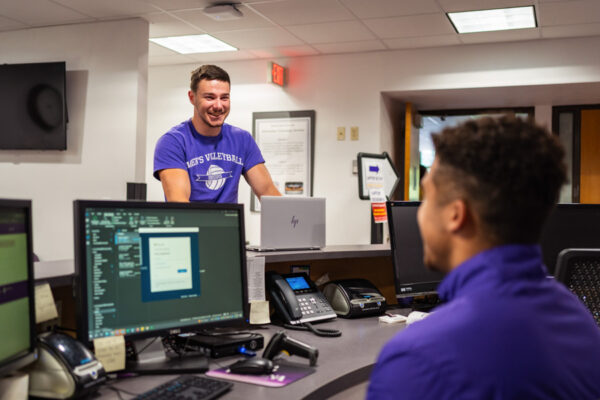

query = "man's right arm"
[{"left": 158, "top": 168, "right": 191, "bottom": 202}]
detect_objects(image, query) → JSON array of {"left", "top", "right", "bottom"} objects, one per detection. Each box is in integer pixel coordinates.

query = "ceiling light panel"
[
  {"left": 149, "top": 35, "right": 237, "bottom": 54},
  {"left": 448, "top": 6, "right": 537, "bottom": 34}
]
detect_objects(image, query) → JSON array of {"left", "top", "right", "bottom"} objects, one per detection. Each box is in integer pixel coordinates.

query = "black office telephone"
[{"left": 266, "top": 272, "right": 337, "bottom": 325}]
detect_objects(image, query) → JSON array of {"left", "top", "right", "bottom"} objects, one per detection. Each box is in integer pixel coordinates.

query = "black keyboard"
[
  {"left": 133, "top": 375, "right": 233, "bottom": 400},
  {"left": 567, "top": 259, "right": 600, "bottom": 326}
]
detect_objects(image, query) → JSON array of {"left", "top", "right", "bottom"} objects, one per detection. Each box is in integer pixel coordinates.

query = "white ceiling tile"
[
  {"left": 436, "top": 0, "right": 535, "bottom": 13},
  {"left": 538, "top": 0, "right": 600, "bottom": 26},
  {"left": 173, "top": 5, "right": 274, "bottom": 33},
  {"left": 287, "top": 20, "right": 375, "bottom": 43},
  {"left": 364, "top": 14, "right": 455, "bottom": 39},
  {"left": 142, "top": 0, "right": 213, "bottom": 12},
  {"left": 213, "top": 27, "right": 303, "bottom": 49},
  {"left": 458, "top": 27, "right": 541, "bottom": 44},
  {"left": 248, "top": 45, "right": 319, "bottom": 58},
  {"left": 312, "top": 40, "right": 386, "bottom": 54},
  {"left": 384, "top": 34, "right": 461, "bottom": 49},
  {"left": 542, "top": 22, "right": 600, "bottom": 38},
  {"left": 0, "top": 14, "right": 27, "bottom": 31},
  {"left": 186, "top": 50, "right": 258, "bottom": 63},
  {"left": 52, "top": 0, "right": 155, "bottom": 18},
  {"left": 278, "top": 45, "right": 319, "bottom": 57},
  {"left": 148, "top": 53, "right": 197, "bottom": 66},
  {"left": 248, "top": 48, "right": 280, "bottom": 58},
  {"left": 341, "top": 0, "right": 441, "bottom": 19},
  {"left": 143, "top": 0, "right": 258, "bottom": 11},
  {"left": 251, "top": 0, "right": 355, "bottom": 26},
  {"left": 0, "top": 0, "right": 89, "bottom": 25},
  {"left": 144, "top": 12, "right": 205, "bottom": 37}
]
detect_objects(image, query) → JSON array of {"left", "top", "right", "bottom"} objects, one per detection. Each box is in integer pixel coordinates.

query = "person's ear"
[
  {"left": 446, "top": 199, "right": 468, "bottom": 233},
  {"left": 188, "top": 90, "right": 195, "bottom": 105}
]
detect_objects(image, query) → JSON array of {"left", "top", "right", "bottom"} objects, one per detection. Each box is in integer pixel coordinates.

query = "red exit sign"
[{"left": 270, "top": 62, "right": 286, "bottom": 87}]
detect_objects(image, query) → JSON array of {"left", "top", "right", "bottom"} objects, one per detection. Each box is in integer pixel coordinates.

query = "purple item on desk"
[{"left": 206, "top": 360, "right": 315, "bottom": 387}]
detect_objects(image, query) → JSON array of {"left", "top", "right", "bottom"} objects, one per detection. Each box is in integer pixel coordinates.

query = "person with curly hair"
[{"left": 368, "top": 116, "right": 600, "bottom": 399}]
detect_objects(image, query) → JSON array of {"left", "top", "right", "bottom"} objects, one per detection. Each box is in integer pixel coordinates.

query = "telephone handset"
[{"left": 266, "top": 272, "right": 337, "bottom": 325}]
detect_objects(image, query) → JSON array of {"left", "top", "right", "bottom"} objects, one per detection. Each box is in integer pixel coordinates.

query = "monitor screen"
[
  {"left": 540, "top": 204, "right": 600, "bottom": 276},
  {"left": 0, "top": 62, "right": 67, "bottom": 150},
  {"left": 0, "top": 199, "right": 37, "bottom": 377},
  {"left": 387, "top": 201, "right": 444, "bottom": 299},
  {"left": 74, "top": 201, "right": 248, "bottom": 347}
]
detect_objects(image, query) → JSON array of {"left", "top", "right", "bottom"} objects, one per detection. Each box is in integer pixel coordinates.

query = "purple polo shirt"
[{"left": 368, "top": 244, "right": 600, "bottom": 400}]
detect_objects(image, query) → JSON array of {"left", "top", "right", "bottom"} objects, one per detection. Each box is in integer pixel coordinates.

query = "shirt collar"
[
  {"left": 188, "top": 119, "right": 223, "bottom": 142},
  {"left": 437, "top": 244, "right": 548, "bottom": 302}
]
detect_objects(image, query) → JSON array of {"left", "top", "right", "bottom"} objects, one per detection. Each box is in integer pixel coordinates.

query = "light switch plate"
[{"left": 337, "top": 126, "right": 346, "bottom": 141}]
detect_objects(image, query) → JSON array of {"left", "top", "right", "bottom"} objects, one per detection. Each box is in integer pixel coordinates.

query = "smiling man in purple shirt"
[
  {"left": 154, "top": 65, "right": 280, "bottom": 203},
  {"left": 368, "top": 116, "right": 600, "bottom": 399}
]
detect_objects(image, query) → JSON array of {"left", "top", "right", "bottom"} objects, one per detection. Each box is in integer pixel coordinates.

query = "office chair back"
[{"left": 555, "top": 248, "right": 600, "bottom": 327}]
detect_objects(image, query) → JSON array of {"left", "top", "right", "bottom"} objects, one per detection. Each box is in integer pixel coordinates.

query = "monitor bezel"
[
  {"left": 73, "top": 200, "right": 249, "bottom": 348},
  {"left": 0, "top": 199, "right": 38, "bottom": 377},
  {"left": 540, "top": 202, "right": 600, "bottom": 276},
  {"left": 387, "top": 201, "right": 442, "bottom": 299}
]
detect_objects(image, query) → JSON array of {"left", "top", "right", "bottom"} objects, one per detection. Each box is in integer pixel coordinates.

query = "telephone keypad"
[{"left": 298, "top": 293, "right": 334, "bottom": 316}]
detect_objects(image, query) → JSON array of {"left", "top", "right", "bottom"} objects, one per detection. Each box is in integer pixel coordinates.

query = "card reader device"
[
  {"left": 322, "top": 279, "right": 386, "bottom": 318},
  {"left": 26, "top": 332, "right": 106, "bottom": 399}
]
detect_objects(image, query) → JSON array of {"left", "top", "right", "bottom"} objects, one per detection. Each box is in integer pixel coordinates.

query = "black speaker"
[{"left": 126, "top": 182, "right": 147, "bottom": 201}]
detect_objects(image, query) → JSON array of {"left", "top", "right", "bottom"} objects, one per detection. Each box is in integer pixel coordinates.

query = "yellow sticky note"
[
  {"left": 35, "top": 283, "right": 58, "bottom": 324},
  {"left": 249, "top": 300, "right": 270, "bottom": 325},
  {"left": 93, "top": 335, "right": 125, "bottom": 372}
]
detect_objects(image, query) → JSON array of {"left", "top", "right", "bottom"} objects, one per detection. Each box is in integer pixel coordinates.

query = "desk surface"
[{"left": 98, "top": 316, "right": 404, "bottom": 400}]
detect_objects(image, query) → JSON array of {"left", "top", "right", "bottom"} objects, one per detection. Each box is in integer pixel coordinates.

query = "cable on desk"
[
  {"left": 105, "top": 379, "right": 139, "bottom": 399},
  {"left": 283, "top": 322, "right": 342, "bottom": 337}
]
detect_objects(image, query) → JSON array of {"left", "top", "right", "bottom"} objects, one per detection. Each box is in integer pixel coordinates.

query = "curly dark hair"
[
  {"left": 431, "top": 115, "right": 567, "bottom": 244},
  {"left": 190, "top": 64, "right": 230, "bottom": 92}
]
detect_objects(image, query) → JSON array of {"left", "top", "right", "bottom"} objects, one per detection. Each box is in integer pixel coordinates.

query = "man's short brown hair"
[
  {"left": 431, "top": 115, "right": 567, "bottom": 244},
  {"left": 190, "top": 65, "right": 230, "bottom": 92}
]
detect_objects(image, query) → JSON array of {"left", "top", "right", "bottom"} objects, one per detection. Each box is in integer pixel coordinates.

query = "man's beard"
[{"left": 202, "top": 113, "right": 226, "bottom": 128}]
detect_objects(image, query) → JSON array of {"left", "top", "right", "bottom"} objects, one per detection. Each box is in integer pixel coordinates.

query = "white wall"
[
  {"left": 147, "top": 36, "right": 600, "bottom": 246},
  {"left": 0, "top": 19, "right": 149, "bottom": 261}
]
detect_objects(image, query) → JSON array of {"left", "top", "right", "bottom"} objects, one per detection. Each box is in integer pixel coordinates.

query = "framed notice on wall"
[{"left": 251, "top": 110, "right": 315, "bottom": 211}]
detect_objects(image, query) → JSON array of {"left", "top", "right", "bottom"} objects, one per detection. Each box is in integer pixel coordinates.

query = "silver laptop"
[{"left": 248, "top": 196, "right": 326, "bottom": 251}]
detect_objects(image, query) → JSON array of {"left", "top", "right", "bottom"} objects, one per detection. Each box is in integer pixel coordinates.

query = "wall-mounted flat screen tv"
[{"left": 0, "top": 62, "right": 67, "bottom": 150}]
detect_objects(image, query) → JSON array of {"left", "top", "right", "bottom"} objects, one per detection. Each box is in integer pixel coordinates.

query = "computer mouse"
[{"left": 227, "top": 358, "right": 274, "bottom": 375}]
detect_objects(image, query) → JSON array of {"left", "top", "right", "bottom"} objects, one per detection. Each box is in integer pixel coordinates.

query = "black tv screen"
[{"left": 0, "top": 62, "right": 67, "bottom": 150}]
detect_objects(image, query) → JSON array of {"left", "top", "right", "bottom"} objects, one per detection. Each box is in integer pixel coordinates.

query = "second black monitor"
[
  {"left": 540, "top": 203, "right": 600, "bottom": 276},
  {"left": 387, "top": 201, "right": 444, "bottom": 300}
]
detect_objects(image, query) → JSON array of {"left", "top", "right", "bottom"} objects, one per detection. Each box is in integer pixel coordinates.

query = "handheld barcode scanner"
[{"left": 262, "top": 331, "right": 318, "bottom": 366}]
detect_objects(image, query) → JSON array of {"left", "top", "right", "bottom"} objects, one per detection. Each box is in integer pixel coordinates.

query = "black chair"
[{"left": 555, "top": 248, "right": 600, "bottom": 326}]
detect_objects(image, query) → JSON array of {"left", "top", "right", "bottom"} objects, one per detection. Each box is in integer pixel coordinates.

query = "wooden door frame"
[{"left": 552, "top": 104, "right": 600, "bottom": 203}]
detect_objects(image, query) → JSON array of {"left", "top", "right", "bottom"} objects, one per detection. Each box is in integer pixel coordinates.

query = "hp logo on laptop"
[{"left": 291, "top": 216, "right": 299, "bottom": 228}]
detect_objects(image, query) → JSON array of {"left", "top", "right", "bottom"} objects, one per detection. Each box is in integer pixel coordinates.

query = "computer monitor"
[
  {"left": 387, "top": 201, "right": 444, "bottom": 301},
  {"left": 540, "top": 203, "right": 600, "bottom": 276},
  {"left": 0, "top": 199, "right": 37, "bottom": 377},
  {"left": 74, "top": 200, "right": 248, "bottom": 373}
]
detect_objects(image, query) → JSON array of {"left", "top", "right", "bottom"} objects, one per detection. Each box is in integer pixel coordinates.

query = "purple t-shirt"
[{"left": 153, "top": 120, "right": 264, "bottom": 203}]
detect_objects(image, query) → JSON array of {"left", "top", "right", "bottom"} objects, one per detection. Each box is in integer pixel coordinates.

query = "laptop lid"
[{"left": 253, "top": 196, "right": 326, "bottom": 251}]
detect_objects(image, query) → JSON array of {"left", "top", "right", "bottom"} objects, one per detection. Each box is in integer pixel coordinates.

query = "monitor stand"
[
  {"left": 125, "top": 337, "right": 209, "bottom": 374},
  {"left": 411, "top": 294, "right": 441, "bottom": 312}
]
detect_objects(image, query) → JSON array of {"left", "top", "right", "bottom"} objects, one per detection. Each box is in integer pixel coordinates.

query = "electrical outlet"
[
  {"left": 351, "top": 126, "right": 359, "bottom": 141},
  {"left": 337, "top": 126, "right": 346, "bottom": 141}
]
